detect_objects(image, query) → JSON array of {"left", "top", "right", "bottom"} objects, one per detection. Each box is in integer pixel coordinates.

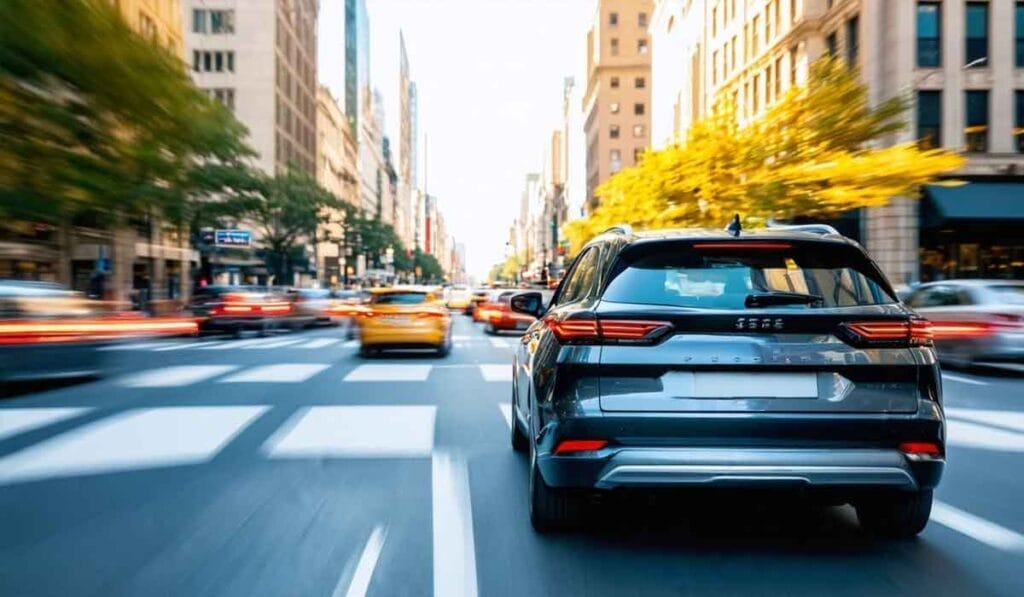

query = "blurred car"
[
  {"left": 445, "top": 285, "right": 472, "bottom": 310},
  {"left": 358, "top": 287, "right": 452, "bottom": 357},
  {"left": 481, "top": 289, "right": 553, "bottom": 334},
  {"left": 465, "top": 288, "right": 490, "bottom": 316},
  {"left": 287, "top": 288, "right": 339, "bottom": 327},
  {"left": 189, "top": 286, "right": 293, "bottom": 337},
  {"left": 510, "top": 227, "right": 943, "bottom": 537},
  {"left": 905, "top": 280, "right": 1024, "bottom": 368},
  {"left": 0, "top": 280, "right": 105, "bottom": 382}
]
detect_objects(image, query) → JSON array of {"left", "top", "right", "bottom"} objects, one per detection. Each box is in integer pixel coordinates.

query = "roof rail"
[
  {"left": 602, "top": 224, "right": 633, "bottom": 236},
  {"left": 766, "top": 222, "right": 841, "bottom": 236}
]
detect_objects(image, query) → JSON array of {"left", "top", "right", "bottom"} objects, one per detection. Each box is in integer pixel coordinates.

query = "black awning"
[{"left": 923, "top": 182, "right": 1024, "bottom": 226}]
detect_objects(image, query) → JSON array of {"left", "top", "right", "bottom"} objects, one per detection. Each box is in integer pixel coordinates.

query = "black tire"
[
  {"left": 510, "top": 403, "right": 528, "bottom": 452},
  {"left": 529, "top": 441, "right": 581, "bottom": 533},
  {"left": 484, "top": 324, "right": 496, "bottom": 336},
  {"left": 359, "top": 345, "right": 377, "bottom": 358},
  {"left": 437, "top": 341, "right": 451, "bottom": 357},
  {"left": 855, "top": 490, "right": 933, "bottom": 539}
]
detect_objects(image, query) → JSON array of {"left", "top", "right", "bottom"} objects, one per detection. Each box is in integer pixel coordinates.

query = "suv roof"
[{"left": 597, "top": 227, "right": 855, "bottom": 246}]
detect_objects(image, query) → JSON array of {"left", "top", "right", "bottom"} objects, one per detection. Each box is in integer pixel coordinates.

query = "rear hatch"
[{"left": 594, "top": 238, "right": 925, "bottom": 414}]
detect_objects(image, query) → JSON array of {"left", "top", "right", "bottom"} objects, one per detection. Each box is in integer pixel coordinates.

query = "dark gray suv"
[{"left": 509, "top": 226, "right": 944, "bottom": 536}]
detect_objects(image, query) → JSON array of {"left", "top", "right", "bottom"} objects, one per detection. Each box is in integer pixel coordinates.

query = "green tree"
[
  {"left": 413, "top": 249, "right": 445, "bottom": 283},
  {"left": 565, "top": 57, "right": 964, "bottom": 252}
]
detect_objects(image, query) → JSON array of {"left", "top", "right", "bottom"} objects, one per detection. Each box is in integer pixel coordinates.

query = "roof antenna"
[{"left": 725, "top": 214, "right": 742, "bottom": 237}]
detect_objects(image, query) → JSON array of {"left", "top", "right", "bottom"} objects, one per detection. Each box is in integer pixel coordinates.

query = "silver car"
[{"left": 905, "top": 280, "right": 1024, "bottom": 368}]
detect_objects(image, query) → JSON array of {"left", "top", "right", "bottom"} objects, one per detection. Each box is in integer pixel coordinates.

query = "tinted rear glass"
[
  {"left": 372, "top": 292, "right": 427, "bottom": 305},
  {"left": 602, "top": 242, "right": 895, "bottom": 309}
]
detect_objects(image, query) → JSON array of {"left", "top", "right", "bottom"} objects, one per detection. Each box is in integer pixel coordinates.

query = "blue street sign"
[{"left": 214, "top": 229, "right": 252, "bottom": 247}]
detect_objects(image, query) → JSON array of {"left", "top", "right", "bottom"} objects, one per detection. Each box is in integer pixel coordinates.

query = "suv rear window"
[{"left": 602, "top": 241, "right": 896, "bottom": 309}]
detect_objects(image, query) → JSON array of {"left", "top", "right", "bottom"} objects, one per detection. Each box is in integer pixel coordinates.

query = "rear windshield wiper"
[{"left": 744, "top": 291, "right": 824, "bottom": 308}]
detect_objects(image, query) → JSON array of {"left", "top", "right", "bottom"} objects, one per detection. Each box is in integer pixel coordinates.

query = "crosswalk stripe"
[
  {"left": 489, "top": 338, "right": 514, "bottom": 349},
  {"left": 946, "top": 408, "right": 1024, "bottom": 434},
  {"left": 264, "top": 405, "right": 436, "bottom": 458},
  {"left": 0, "top": 408, "right": 91, "bottom": 442},
  {"left": 498, "top": 403, "right": 512, "bottom": 430},
  {"left": 343, "top": 340, "right": 360, "bottom": 349},
  {"left": 119, "top": 365, "right": 236, "bottom": 388},
  {"left": 0, "top": 406, "right": 268, "bottom": 486},
  {"left": 946, "top": 419, "right": 1024, "bottom": 452},
  {"left": 479, "top": 364, "right": 512, "bottom": 382},
  {"left": 932, "top": 501, "right": 1024, "bottom": 553},
  {"left": 336, "top": 524, "right": 389, "bottom": 597},
  {"left": 219, "top": 364, "right": 329, "bottom": 383},
  {"left": 344, "top": 364, "right": 432, "bottom": 382},
  {"left": 432, "top": 451, "right": 478, "bottom": 597},
  {"left": 244, "top": 338, "right": 303, "bottom": 349},
  {"left": 299, "top": 338, "right": 341, "bottom": 349}
]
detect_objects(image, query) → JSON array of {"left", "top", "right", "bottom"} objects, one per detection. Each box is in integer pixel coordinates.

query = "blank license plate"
[{"left": 665, "top": 372, "right": 819, "bottom": 399}]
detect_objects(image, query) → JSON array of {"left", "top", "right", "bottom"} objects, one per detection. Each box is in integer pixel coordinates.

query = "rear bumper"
[
  {"left": 361, "top": 326, "right": 447, "bottom": 346},
  {"left": 540, "top": 447, "right": 943, "bottom": 492}
]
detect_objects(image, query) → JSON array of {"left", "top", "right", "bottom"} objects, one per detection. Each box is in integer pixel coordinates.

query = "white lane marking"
[
  {"left": 479, "top": 364, "right": 512, "bottom": 382},
  {"left": 344, "top": 364, "right": 432, "bottom": 382},
  {"left": 334, "top": 524, "right": 389, "bottom": 597},
  {"left": 452, "top": 335, "right": 473, "bottom": 341},
  {"left": 931, "top": 501, "right": 1024, "bottom": 553},
  {"left": 189, "top": 341, "right": 228, "bottom": 350},
  {"left": 119, "top": 365, "right": 236, "bottom": 388},
  {"left": 941, "top": 373, "right": 989, "bottom": 386},
  {"left": 343, "top": 340, "right": 360, "bottom": 349},
  {"left": 219, "top": 363, "right": 329, "bottom": 383},
  {"left": 946, "top": 419, "right": 1024, "bottom": 452},
  {"left": 244, "top": 338, "right": 303, "bottom": 349},
  {"left": 946, "top": 408, "right": 1024, "bottom": 434},
  {"left": 0, "top": 406, "right": 268, "bottom": 486},
  {"left": 208, "top": 338, "right": 264, "bottom": 349},
  {"left": 263, "top": 406, "right": 436, "bottom": 458},
  {"left": 299, "top": 338, "right": 341, "bottom": 349},
  {"left": 152, "top": 342, "right": 204, "bottom": 352},
  {"left": 0, "top": 408, "right": 91, "bottom": 442},
  {"left": 98, "top": 342, "right": 167, "bottom": 352},
  {"left": 432, "top": 451, "right": 478, "bottom": 597},
  {"left": 489, "top": 338, "right": 513, "bottom": 349},
  {"left": 498, "top": 403, "right": 512, "bottom": 430}
]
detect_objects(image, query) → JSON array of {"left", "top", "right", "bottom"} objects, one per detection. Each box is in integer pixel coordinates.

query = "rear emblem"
[{"left": 736, "top": 317, "right": 784, "bottom": 331}]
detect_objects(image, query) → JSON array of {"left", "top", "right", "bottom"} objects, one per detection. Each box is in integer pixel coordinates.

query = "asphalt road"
[{"left": 2, "top": 317, "right": 1024, "bottom": 596}]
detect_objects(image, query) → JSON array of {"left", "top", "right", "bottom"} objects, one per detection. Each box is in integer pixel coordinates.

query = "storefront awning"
[{"left": 923, "top": 183, "right": 1024, "bottom": 224}]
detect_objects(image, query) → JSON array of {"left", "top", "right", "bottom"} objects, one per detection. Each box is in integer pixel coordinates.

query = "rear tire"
[
  {"left": 484, "top": 324, "right": 496, "bottom": 335},
  {"left": 855, "top": 490, "right": 933, "bottom": 539},
  {"left": 359, "top": 345, "right": 377, "bottom": 358},
  {"left": 529, "top": 444, "right": 581, "bottom": 532},
  {"left": 510, "top": 402, "right": 528, "bottom": 453}
]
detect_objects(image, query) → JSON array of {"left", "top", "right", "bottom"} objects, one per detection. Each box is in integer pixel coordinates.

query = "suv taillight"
[
  {"left": 545, "top": 317, "right": 673, "bottom": 345},
  {"left": 841, "top": 319, "right": 933, "bottom": 347}
]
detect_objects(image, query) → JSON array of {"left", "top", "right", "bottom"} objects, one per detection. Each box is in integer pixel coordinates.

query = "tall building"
[
  {"left": 397, "top": 32, "right": 417, "bottom": 250},
  {"left": 561, "top": 77, "right": 587, "bottom": 223},
  {"left": 649, "top": 0, "right": 705, "bottom": 148},
  {"left": 583, "top": 0, "right": 654, "bottom": 214},
  {"left": 315, "top": 85, "right": 358, "bottom": 285},
  {"left": 184, "top": 0, "right": 318, "bottom": 176},
  {"left": 118, "top": 0, "right": 185, "bottom": 57}
]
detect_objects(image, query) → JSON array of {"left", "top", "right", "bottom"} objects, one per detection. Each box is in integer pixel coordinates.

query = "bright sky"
[{"left": 321, "top": 0, "right": 595, "bottom": 279}]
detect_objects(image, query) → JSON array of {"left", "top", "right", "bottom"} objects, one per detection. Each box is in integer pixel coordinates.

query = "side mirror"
[{"left": 510, "top": 292, "right": 545, "bottom": 318}]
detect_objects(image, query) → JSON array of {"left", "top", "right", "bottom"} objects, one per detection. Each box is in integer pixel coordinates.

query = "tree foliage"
[
  {"left": 564, "top": 57, "right": 965, "bottom": 252},
  {"left": 0, "top": 0, "right": 255, "bottom": 226}
]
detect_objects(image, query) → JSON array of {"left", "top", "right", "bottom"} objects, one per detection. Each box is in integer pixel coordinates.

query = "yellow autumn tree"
[{"left": 564, "top": 57, "right": 965, "bottom": 252}]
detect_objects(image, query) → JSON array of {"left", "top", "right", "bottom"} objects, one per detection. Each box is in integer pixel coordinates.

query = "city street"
[{"left": 2, "top": 316, "right": 1024, "bottom": 596}]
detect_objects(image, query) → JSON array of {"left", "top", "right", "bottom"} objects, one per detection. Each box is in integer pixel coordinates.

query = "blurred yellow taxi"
[{"left": 358, "top": 287, "right": 452, "bottom": 357}]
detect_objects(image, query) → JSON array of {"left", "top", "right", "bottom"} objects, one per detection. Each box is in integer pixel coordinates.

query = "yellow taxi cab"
[
  {"left": 445, "top": 285, "right": 472, "bottom": 310},
  {"left": 358, "top": 287, "right": 452, "bottom": 357}
]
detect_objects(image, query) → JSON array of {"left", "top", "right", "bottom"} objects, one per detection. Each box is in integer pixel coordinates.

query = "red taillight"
[
  {"left": 929, "top": 321, "right": 994, "bottom": 340},
  {"left": 899, "top": 442, "right": 942, "bottom": 459},
  {"left": 553, "top": 439, "right": 608, "bottom": 454},
  {"left": 545, "top": 317, "right": 672, "bottom": 344},
  {"left": 843, "top": 320, "right": 933, "bottom": 347}
]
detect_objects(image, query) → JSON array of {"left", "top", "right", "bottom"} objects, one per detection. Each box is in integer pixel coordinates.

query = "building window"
[
  {"left": 1016, "top": 91, "right": 1024, "bottom": 152},
  {"left": 610, "top": 149, "right": 622, "bottom": 172},
  {"left": 610, "top": 76, "right": 620, "bottom": 88},
  {"left": 712, "top": 50, "right": 720, "bottom": 85},
  {"left": 610, "top": 38, "right": 619, "bottom": 56},
  {"left": 731, "top": 35, "right": 738, "bottom": 70},
  {"left": 767, "top": 3, "right": 775, "bottom": 41},
  {"left": 610, "top": 102, "right": 621, "bottom": 114},
  {"left": 752, "top": 15, "right": 760, "bottom": 54},
  {"left": 1017, "top": 3, "right": 1024, "bottom": 67},
  {"left": 210, "top": 10, "right": 235, "bottom": 34},
  {"left": 634, "top": 102, "right": 645, "bottom": 116},
  {"left": 610, "top": 125, "right": 620, "bottom": 139},
  {"left": 774, "top": 55, "right": 783, "bottom": 97},
  {"left": 789, "top": 46, "right": 799, "bottom": 86},
  {"left": 609, "top": 12, "right": 619, "bottom": 26},
  {"left": 639, "top": 12, "right": 648, "bottom": 28},
  {"left": 193, "top": 9, "right": 206, "bottom": 33},
  {"left": 965, "top": 90, "right": 989, "bottom": 152},
  {"left": 916, "top": 2, "right": 941, "bottom": 67},
  {"left": 846, "top": 15, "right": 859, "bottom": 64},
  {"left": 826, "top": 31, "right": 838, "bottom": 57},
  {"left": 753, "top": 73, "right": 761, "bottom": 112},
  {"left": 634, "top": 148, "right": 645, "bottom": 162},
  {"left": 917, "top": 90, "right": 942, "bottom": 149},
  {"left": 635, "top": 76, "right": 646, "bottom": 89},
  {"left": 208, "top": 88, "right": 236, "bottom": 111},
  {"left": 633, "top": 124, "right": 645, "bottom": 138},
  {"left": 193, "top": 51, "right": 235, "bottom": 73},
  {"left": 139, "top": 13, "right": 157, "bottom": 39},
  {"left": 712, "top": 6, "right": 718, "bottom": 37},
  {"left": 965, "top": 2, "right": 989, "bottom": 66},
  {"left": 638, "top": 38, "right": 648, "bottom": 54}
]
